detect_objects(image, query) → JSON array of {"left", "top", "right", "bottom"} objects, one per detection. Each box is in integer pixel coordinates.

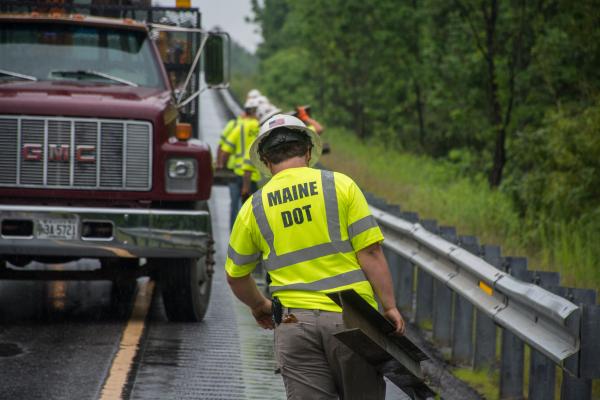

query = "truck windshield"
[{"left": 0, "top": 22, "right": 165, "bottom": 89}]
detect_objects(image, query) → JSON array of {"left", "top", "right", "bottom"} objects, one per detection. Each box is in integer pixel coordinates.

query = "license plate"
[{"left": 37, "top": 219, "right": 77, "bottom": 240}]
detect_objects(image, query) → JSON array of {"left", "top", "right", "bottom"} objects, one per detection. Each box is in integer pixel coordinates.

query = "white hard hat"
[
  {"left": 257, "top": 104, "right": 281, "bottom": 125},
  {"left": 247, "top": 89, "right": 261, "bottom": 99},
  {"left": 256, "top": 95, "right": 269, "bottom": 106},
  {"left": 249, "top": 114, "right": 322, "bottom": 177},
  {"left": 244, "top": 97, "right": 260, "bottom": 109}
]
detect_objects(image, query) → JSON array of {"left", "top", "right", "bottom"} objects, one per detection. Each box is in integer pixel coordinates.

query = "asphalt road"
[{"left": 0, "top": 89, "right": 410, "bottom": 400}]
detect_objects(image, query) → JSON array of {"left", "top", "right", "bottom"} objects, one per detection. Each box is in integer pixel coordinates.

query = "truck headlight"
[{"left": 166, "top": 158, "right": 197, "bottom": 193}]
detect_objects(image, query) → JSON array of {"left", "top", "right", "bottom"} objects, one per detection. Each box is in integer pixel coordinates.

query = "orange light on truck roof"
[{"left": 176, "top": 123, "right": 192, "bottom": 141}]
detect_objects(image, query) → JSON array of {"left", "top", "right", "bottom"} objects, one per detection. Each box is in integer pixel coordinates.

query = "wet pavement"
[{"left": 0, "top": 261, "right": 127, "bottom": 399}]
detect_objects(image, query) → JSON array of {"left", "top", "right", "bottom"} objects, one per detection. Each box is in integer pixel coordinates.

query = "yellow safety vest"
[
  {"left": 221, "top": 117, "right": 260, "bottom": 181},
  {"left": 219, "top": 116, "right": 243, "bottom": 170},
  {"left": 225, "top": 167, "right": 384, "bottom": 311}
]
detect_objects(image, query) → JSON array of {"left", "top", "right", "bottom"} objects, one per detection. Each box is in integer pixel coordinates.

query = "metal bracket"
[{"left": 328, "top": 289, "right": 436, "bottom": 400}]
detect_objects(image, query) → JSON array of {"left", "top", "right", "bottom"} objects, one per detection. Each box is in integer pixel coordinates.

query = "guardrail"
[
  {"left": 372, "top": 204, "right": 580, "bottom": 366},
  {"left": 216, "top": 87, "right": 599, "bottom": 400},
  {"left": 217, "top": 88, "right": 243, "bottom": 119},
  {"left": 366, "top": 194, "right": 599, "bottom": 400}
]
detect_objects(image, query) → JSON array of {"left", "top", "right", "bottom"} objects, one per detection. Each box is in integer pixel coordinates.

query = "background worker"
[
  {"left": 293, "top": 105, "right": 330, "bottom": 154},
  {"left": 240, "top": 103, "right": 281, "bottom": 201},
  {"left": 295, "top": 105, "right": 323, "bottom": 135},
  {"left": 225, "top": 114, "right": 405, "bottom": 399},
  {"left": 216, "top": 89, "right": 262, "bottom": 170},
  {"left": 217, "top": 96, "right": 260, "bottom": 228}
]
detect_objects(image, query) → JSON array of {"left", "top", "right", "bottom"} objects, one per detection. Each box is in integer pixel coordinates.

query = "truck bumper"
[{"left": 0, "top": 205, "right": 211, "bottom": 259}]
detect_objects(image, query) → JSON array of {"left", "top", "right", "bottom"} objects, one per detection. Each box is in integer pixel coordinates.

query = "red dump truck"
[{"left": 0, "top": 4, "right": 228, "bottom": 321}]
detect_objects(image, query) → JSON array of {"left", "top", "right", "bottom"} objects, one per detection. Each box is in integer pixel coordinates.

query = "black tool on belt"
[{"left": 272, "top": 297, "right": 283, "bottom": 325}]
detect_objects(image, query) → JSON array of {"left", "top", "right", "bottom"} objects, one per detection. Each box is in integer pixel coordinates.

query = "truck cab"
[{"left": 0, "top": 7, "right": 227, "bottom": 322}]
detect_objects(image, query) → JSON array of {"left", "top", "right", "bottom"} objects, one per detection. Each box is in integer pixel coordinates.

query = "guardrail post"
[
  {"left": 499, "top": 257, "right": 528, "bottom": 400},
  {"left": 554, "top": 287, "right": 597, "bottom": 400},
  {"left": 383, "top": 246, "right": 400, "bottom": 308},
  {"left": 526, "top": 271, "right": 561, "bottom": 400},
  {"left": 473, "top": 244, "right": 501, "bottom": 370},
  {"left": 394, "top": 212, "right": 419, "bottom": 320},
  {"left": 432, "top": 226, "right": 456, "bottom": 348},
  {"left": 415, "top": 219, "right": 437, "bottom": 329},
  {"left": 451, "top": 235, "right": 479, "bottom": 365},
  {"left": 385, "top": 238, "right": 415, "bottom": 319}
]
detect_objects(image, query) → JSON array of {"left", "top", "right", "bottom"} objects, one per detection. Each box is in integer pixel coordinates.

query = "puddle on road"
[{"left": 0, "top": 342, "right": 23, "bottom": 357}]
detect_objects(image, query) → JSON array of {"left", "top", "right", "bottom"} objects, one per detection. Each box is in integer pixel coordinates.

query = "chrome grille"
[
  {"left": 100, "top": 123, "right": 124, "bottom": 188},
  {"left": 0, "top": 116, "right": 152, "bottom": 191},
  {"left": 47, "top": 120, "right": 71, "bottom": 186},
  {"left": 74, "top": 121, "right": 98, "bottom": 187},
  {"left": 21, "top": 119, "right": 44, "bottom": 186},
  {"left": 0, "top": 118, "right": 18, "bottom": 185},
  {"left": 126, "top": 124, "right": 151, "bottom": 188}
]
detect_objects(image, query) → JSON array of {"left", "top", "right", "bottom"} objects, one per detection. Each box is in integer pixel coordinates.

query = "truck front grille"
[{"left": 0, "top": 116, "right": 152, "bottom": 191}]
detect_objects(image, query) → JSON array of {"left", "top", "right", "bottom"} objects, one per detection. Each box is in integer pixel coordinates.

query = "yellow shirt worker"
[
  {"left": 218, "top": 116, "right": 243, "bottom": 170},
  {"left": 217, "top": 97, "right": 261, "bottom": 228},
  {"left": 225, "top": 114, "right": 405, "bottom": 400}
]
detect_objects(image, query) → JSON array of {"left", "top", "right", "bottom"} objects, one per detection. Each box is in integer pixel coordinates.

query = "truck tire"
[
  {"left": 158, "top": 257, "right": 212, "bottom": 322},
  {"left": 104, "top": 258, "right": 138, "bottom": 319},
  {"left": 110, "top": 277, "right": 137, "bottom": 319}
]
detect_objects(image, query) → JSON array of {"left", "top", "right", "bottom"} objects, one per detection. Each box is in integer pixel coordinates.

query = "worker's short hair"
[{"left": 260, "top": 127, "right": 312, "bottom": 165}]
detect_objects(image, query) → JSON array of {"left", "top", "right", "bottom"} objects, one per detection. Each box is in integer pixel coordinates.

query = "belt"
[{"left": 282, "top": 307, "right": 338, "bottom": 315}]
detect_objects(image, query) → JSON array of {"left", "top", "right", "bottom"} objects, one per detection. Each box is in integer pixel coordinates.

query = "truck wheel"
[
  {"left": 110, "top": 277, "right": 137, "bottom": 319},
  {"left": 158, "top": 258, "right": 212, "bottom": 322},
  {"left": 104, "top": 258, "right": 138, "bottom": 319}
]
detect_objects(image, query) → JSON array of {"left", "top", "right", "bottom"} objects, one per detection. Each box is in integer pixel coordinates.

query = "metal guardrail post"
[
  {"left": 473, "top": 244, "right": 501, "bottom": 370},
  {"left": 395, "top": 212, "right": 419, "bottom": 319},
  {"left": 499, "top": 257, "right": 528, "bottom": 400},
  {"left": 558, "top": 287, "right": 597, "bottom": 400},
  {"left": 383, "top": 246, "right": 400, "bottom": 309},
  {"left": 432, "top": 226, "right": 456, "bottom": 347},
  {"left": 415, "top": 220, "right": 437, "bottom": 328},
  {"left": 391, "top": 248, "right": 414, "bottom": 317},
  {"left": 451, "top": 236, "right": 479, "bottom": 365},
  {"left": 527, "top": 271, "right": 561, "bottom": 400}
]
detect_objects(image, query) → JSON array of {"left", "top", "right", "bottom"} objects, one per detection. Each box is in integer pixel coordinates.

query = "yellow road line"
[{"left": 99, "top": 279, "right": 154, "bottom": 400}]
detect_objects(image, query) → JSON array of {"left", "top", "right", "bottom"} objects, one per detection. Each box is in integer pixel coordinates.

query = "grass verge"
[{"left": 453, "top": 368, "right": 500, "bottom": 400}]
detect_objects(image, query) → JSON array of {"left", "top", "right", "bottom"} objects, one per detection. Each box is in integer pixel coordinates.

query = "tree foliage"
[{"left": 249, "top": 0, "right": 600, "bottom": 227}]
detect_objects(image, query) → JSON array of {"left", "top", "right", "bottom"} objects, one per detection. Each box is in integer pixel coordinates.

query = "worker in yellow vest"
[
  {"left": 225, "top": 114, "right": 405, "bottom": 399},
  {"left": 240, "top": 103, "right": 281, "bottom": 201},
  {"left": 216, "top": 89, "right": 261, "bottom": 170},
  {"left": 217, "top": 96, "right": 260, "bottom": 228}
]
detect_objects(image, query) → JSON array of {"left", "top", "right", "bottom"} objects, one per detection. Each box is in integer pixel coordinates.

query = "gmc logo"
[{"left": 22, "top": 144, "right": 96, "bottom": 163}]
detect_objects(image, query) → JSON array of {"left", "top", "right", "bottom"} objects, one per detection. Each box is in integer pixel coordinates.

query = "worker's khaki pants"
[{"left": 274, "top": 309, "right": 385, "bottom": 400}]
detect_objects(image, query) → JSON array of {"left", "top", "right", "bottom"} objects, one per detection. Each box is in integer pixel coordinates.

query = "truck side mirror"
[{"left": 204, "top": 33, "right": 228, "bottom": 86}]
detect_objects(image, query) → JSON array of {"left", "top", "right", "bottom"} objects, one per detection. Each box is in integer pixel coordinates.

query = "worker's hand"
[
  {"left": 251, "top": 298, "right": 274, "bottom": 330},
  {"left": 296, "top": 106, "right": 309, "bottom": 122},
  {"left": 384, "top": 307, "right": 406, "bottom": 336}
]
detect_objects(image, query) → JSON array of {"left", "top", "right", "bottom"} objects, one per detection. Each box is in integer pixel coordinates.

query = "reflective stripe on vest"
[
  {"left": 268, "top": 269, "right": 366, "bottom": 292},
  {"left": 227, "top": 244, "right": 262, "bottom": 265},
  {"left": 347, "top": 215, "right": 378, "bottom": 239},
  {"left": 220, "top": 136, "right": 235, "bottom": 148},
  {"left": 252, "top": 169, "right": 367, "bottom": 292}
]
